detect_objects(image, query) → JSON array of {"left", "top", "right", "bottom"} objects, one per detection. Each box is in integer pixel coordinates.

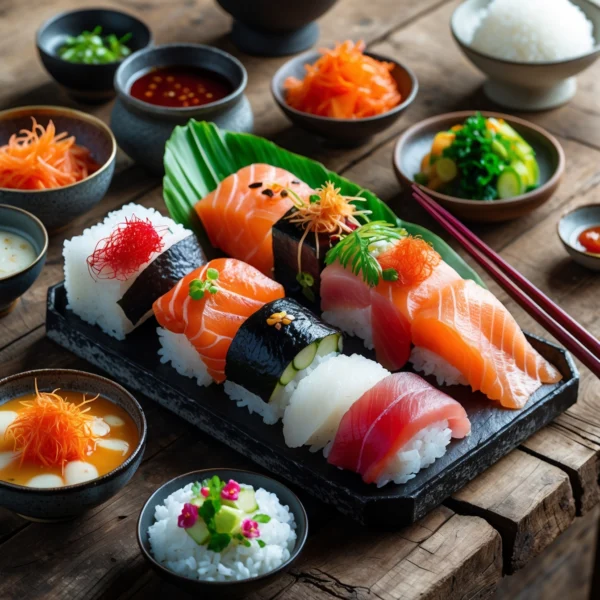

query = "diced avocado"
[
  {"left": 186, "top": 519, "right": 210, "bottom": 545},
  {"left": 223, "top": 488, "right": 259, "bottom": 513},
  {"left": 215, "top": 505, "right": 244, "bottom": 534},
  {"left": 190, "top": 495, "right": 205, "bottom": 508}
]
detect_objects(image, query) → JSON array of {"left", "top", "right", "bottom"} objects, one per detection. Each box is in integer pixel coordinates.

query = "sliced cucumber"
[
  {"left": 497, "top": 168, "right": 523, "bottom": 199},
  {"left": 215, "top": 506, "right": 243, "bottom": 534},
  {"left": 435, "top": 158, "right": 458, "bottom": 183},
  {"left": 279, "top": 363, "right": 297, "bottom": 386},
  {"left": 317, "top": 334, "right": 341, "bottom": 357},
  {"left": 293, "top": 342, "right": 318, "bottom": 370},
  {"left": 510, "top": 160, "right": 531, "bottom": 188},
  {"left": 191, "top": 495, "right": 205, "bottom": 508},
  {"left": 337, "top": 336, "right": 344, "bottom": 352},
  {"left": 186, "top": 519, "right": 210, "bottom": 545},
  {"left": 513, "top": 140, "right": 535, "bottom": 161},
  {"left": 491, "top": 138, "right": 508, "bottom": 161},
  {"left": 223, "top": 488, "right": 259, "bottom": 513},
  {"left": 523, "top": 154, "right": 539, "bottom": 186}
]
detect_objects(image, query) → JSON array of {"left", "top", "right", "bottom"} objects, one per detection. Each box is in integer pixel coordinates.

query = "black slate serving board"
[{"left": 46, "top": 282, "right": 579, "bottom": 528}]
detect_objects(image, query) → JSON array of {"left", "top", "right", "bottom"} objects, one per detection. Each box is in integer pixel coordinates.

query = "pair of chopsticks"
[{"left": 412, "top": 184, "right": 600, "bottom": 379}]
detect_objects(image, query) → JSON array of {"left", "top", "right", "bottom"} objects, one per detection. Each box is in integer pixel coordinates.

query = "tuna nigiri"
[
  {"left": 153, "top": 258, "right": 284, "bottom": 384},
  {"left": 411, "top": 279, "right": 562, "bottom": 409},
  {"left": 195, "top": 165, "right": 314, "bottom": 276},
  {"left": 327, "top": 372, "right": 471, "bottom": 486}
]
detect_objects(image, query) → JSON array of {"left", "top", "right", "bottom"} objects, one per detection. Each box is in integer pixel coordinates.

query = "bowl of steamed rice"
[
  {"left": 451, "top": 0, "right": 600, "bottom": 110},
  {"left": 137, "top": 469, "right": 308, "bottom": 597}
]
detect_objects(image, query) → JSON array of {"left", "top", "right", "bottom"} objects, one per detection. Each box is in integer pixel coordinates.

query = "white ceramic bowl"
[
  {"left": 451, "top": 0, "right": 600, "bottom": 111},
  {"left": 558, "top": 204, "right": 600, "bottom": 271}
]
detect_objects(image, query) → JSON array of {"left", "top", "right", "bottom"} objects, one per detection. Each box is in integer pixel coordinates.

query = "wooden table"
[{"left": 1, "top": 1, "right": 599, "bottom": 598}]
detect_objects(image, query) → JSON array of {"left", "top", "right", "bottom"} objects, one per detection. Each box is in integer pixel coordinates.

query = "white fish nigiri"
[{"left": 282, "top": 354, "right": 390, "bottom": 450}]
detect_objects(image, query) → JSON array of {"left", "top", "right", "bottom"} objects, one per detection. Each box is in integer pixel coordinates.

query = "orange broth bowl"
[{"left": 0, "top": 369, "right": 146, "bottom": 522}]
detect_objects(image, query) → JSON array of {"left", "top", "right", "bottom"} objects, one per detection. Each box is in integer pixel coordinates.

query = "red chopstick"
[{"left": 412, "top": 184, "right": 600, "bottom": 378}]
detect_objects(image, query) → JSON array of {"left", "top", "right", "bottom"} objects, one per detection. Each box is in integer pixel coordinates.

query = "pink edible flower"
[
  {"left": 200, "top": 487, "right": 210, "bottom": 498},
  {"left": 221, "top": 479, "right": 241, "bottom": 502},
  {"left": 177, "top": 503, "right": 198, "bottom": 529},
  {"left": 242, "top": 519, "right": 260, "bottom": 539}
]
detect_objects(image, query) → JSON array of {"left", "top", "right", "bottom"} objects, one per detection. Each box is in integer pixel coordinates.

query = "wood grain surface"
[{"left": 0, "top": 0, "right": 599, "bottom": 599}]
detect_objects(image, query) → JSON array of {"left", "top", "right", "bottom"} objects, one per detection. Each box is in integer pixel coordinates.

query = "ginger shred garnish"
[{"left": 6, "top": 381, "right": 99, "bottom": 468}]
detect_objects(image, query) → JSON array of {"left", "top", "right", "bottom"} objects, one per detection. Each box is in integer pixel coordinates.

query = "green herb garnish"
[
  {"left": 257, "top": 540, "right": 266, "bottom": 548},
  {"left": 325, "top": 221, "right": 406, "bottom": 287},
  {"left": 58, "top": 26, "right": 132, "bottom": 64},
  {"left": 253, "top": 514, "right": 271, "bottom": 524},
  {"left": 189, "top": 267, "right": 219, "bottom": 300}
]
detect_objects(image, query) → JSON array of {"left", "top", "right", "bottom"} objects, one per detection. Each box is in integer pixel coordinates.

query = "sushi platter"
[{"left": 46, "top": 282, "right": 578, "bottom": 527}]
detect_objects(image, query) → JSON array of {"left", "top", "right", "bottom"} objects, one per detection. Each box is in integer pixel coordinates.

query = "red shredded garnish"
[
  {"left": 6, "top": 381, "right": 98, "bottom": 468},
  {"left": 87, "top": 215, "right": 166, "bottom": 280},
  {"left": 378, "top": 236, "right": 441, "bottom": 286}
]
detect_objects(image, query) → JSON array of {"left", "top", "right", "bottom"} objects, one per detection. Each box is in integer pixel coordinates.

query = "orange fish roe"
[
  {"left": 377, "top": 236, "right": 441, "bottom": 286},
  {"left": 6, "top": 382, "right": 98, "bottom": 468},
  {"left": 284, "top": 40, "right": 401, "bottom": 119}
]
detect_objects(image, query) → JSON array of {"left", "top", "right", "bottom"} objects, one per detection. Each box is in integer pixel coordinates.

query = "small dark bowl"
[
  {"left": 0, "top": 369, "right": 147, "bottom": 521},
  {"left": 0, "top": 205, "right": 48, "bottom": 317},
  {"left": 36, "top": 8, "right": 152, "bottom": 103},
  {"left": 393, "top": 111, "right": 565, "bottom": 223},
  {"left": 0, "top": 106, "right": 116, "bottom": 232},
  {"left": 111, "top": 43, "right": 253, "bottom": 173},
  {"left": 558, "top": 204, "right": 600, "bottom": 271},
  {"left": 272, "top": 49, "right": 418, "bottom": 146},
  {"left": 137, "top": 469, "right": 308, "bottom": 599},
  {"left": 216, "top": 0, "right": 339, "bottom": 56}
]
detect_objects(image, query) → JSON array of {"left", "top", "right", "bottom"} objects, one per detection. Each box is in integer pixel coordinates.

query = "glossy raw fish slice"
[
  {"left": 195, "top": 164, "right": 314, "bottom": 275},
  {"left": 153, "top": 258, "right": 284, "bottom": 382},
  {"left": 411, "top": 279, "right": 562, "bottom": 409},
  {"left": 328, "top": 372, "right": 471, "bottom": 484}
]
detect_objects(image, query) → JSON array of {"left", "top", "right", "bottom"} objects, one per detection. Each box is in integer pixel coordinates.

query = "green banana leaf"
[{"left": 163, "top": 120, "right": 485, "bottom": 286}]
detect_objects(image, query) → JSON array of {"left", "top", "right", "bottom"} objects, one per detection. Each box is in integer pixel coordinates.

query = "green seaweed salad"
[
  {"left": 58, "top": 26, "right": 132, "bottom": 64},
  {"left": 415, "top": 113, "right": 539, "bottom": 201}
]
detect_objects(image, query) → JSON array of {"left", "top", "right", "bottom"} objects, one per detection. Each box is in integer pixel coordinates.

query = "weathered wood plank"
[
  {"left": 448, "top": 449, "right": 576, "bottom": 573},
  {"left": 494, "top": 507, "right": 599, "bottom": 600}
]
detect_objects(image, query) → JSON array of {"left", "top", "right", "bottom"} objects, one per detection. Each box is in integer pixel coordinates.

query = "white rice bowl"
[
  {"left": 467, "top": 0, "right": 595, "bottom": 63},
  {"left": 148, "top": 483, "right": 297, "bottom": 582},
  {"left": 63, "top": 203, "right": 191, "bottom": 340}
]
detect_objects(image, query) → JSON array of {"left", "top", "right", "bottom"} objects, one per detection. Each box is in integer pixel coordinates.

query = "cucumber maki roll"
[{"left": 224, "top": 298, "right": 343, "bottom": 424}]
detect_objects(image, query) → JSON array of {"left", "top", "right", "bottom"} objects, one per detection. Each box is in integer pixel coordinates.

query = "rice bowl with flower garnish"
[{"left": 147, "top": 475, "right": 298, "bottom": 582}]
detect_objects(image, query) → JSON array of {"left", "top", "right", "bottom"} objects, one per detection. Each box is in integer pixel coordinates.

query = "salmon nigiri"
[
  {"left": 153, "top": 258, "right": 284, "bottom": 383},
  {"left": 322, "top": 234, "right": 460, "bottom": 371},
  {"left": 195, "top": 165, "right": 314, "bottom": 276},
  {"left": 411, "top": 279, "right": 562, "bottom": 409},
  {"left": 327, "top": 372, "right": 471, "bottom": 486}
]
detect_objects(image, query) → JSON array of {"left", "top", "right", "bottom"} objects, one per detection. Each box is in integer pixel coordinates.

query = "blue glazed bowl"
[
  {"left": 272, "top": 49, "right": 418, "bottom": 145},
  {"left": 0, "top": 205, "right": 48, "bottom": 317},
  {"left": 0, "top": 369, "right": 147, "bottom": 521},
  {"left": 37, "top": 8, "right": 152, "bottom": 103},
  {"left": 137, "top": 468, "right": 308, "bottom": 598},
  {"left": 0, "top": 106, "right": 116, "bottom": 233},
  {"left": 112, "top": 43, "right": 253, "bottom": 174}
]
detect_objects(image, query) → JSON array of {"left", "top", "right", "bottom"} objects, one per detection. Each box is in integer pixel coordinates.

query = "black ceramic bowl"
[
  {"left": 111, "top": 43, "right": 253, "bottom": 173},
  {"left": 137, "top": 469, "right": 308, "bottom": 598},
  {"left": 272, "top": 49, "right": 418, "bottom": 145},
  {"left": 0, "top": 205, "right": 48, "bottom": 317},
  {"left": 37, "top": 8, "right": 152, "bottom": 103},
  {"left": 216, "top": 0, "right": 339, "bottom": 56},
  {"left": 0, "top": 369, "right": 147, "bottom": 521},
  {"left": 0, "top": 106, "right": 116, "bottom": 232}
]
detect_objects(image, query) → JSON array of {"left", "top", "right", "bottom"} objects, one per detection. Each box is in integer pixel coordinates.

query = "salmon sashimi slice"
[
  {"left": 195, "top": 164, "right": 314, "bottom": 276},
  {"left": 411, "top": 279, "right": 562, "bottom": 409},
  {"left": 153, "top": 258, "right": 284, "bottom": 383},
  {"left": 327, "top": 372, "right": 471, "bottom": 485}
]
